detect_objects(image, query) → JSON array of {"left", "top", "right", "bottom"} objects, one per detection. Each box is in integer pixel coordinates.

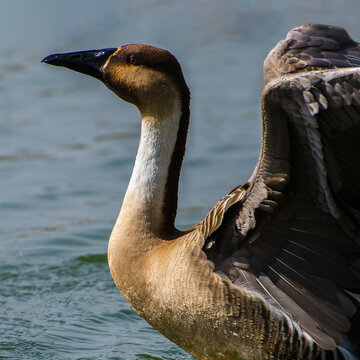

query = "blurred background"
[{"left": 1, "top": 1, "right": 360, "bottom": 359}]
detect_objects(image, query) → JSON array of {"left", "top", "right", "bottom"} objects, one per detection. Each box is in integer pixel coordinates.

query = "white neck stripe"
[{"left": 119, "top": 102, "right": 182, "bottom": 232}]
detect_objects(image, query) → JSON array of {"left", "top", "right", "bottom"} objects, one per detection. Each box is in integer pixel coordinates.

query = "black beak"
[{"left": 41, "top": 48, "right": 117, "bottom": 80}]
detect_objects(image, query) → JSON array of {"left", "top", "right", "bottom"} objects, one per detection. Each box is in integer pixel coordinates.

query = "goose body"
[{"left": 43, "top": 24, "right": 360, "bottom": 359}]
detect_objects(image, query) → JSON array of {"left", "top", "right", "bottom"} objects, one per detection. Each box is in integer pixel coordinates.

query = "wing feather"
[{"left": 199, "top": 24, "right": 360, "bottom": 355}]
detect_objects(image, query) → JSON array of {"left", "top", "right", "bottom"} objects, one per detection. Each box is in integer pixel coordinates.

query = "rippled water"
[{"left": 1, "top": 1, "right": 360, "bottom": 359}]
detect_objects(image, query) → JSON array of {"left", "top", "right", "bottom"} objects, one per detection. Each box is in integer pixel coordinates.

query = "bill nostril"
[{"left": 70, "top": 54, "right": 83, "bottom": 59}]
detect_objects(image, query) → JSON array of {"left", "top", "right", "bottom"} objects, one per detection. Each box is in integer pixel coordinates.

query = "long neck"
[{"left": 118, "top": 98, "right": 190, "bottom": 236}]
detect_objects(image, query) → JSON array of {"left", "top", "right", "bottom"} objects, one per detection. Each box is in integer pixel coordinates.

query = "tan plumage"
[{"left": 43, "top": 24, "right": 360, "bottom": 359}]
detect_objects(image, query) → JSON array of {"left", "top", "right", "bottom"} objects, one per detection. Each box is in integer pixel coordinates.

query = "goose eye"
[{"left": 129, "top": 56, "right": 139, "bottom": 65}]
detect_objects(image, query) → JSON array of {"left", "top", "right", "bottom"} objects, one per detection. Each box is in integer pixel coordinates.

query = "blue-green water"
[{"left": 1, "top": 1, "right": 360, "bottom": 359}]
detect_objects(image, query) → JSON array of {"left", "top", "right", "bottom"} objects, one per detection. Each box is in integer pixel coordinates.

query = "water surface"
[{"left": 1, "top": 1, "right": 360, "bottom": 359}]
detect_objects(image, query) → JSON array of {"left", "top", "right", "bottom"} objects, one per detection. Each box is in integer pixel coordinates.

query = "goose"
[{"left": 42, "top": 24, "right": 360, "bottom": 360}]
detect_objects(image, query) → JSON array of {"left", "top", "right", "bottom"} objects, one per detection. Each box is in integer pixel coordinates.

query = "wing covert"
[{"left": 201, "top": 24, "right": 360, "bottom": 356}]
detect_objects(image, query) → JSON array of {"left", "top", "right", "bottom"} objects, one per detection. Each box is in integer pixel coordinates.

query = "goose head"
[{"left": 42, "top": 45, "right": 189, "bottom": 120}]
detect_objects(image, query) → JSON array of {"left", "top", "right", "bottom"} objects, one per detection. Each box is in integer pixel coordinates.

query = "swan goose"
[{"left": 43, "top": 24, "right": 360, "bottom": 360}]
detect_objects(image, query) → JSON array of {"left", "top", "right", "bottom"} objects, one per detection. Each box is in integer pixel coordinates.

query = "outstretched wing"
[{"left": 202, "top": 24, "right": 360, "bottom": 355}]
